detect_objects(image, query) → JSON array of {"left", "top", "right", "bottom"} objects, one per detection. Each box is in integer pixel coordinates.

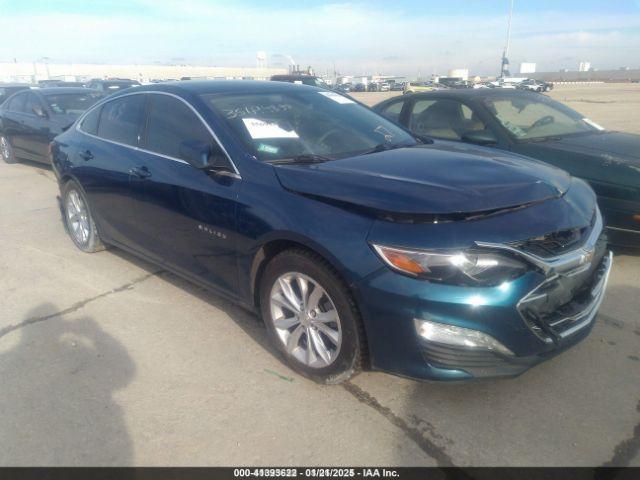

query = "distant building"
[
  {"left": 520, "top": 62, "right": 536, "bottom": 74},
  {"left": 0, "top": 62, "right": 287, "bottom": 83},
  {"left": 448, "top": 68, "right": 469, "bottom": 81},
  {"left": 579, "top": 62, "right": 591, "bottom": 72}
]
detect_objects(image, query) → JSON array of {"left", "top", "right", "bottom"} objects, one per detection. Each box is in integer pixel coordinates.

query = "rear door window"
[
  {"left": 144, "top": 94, "right": 212, "bottom": 161},
  {"left": 97, "top": 94, "right": 145, "bottom": 146},
  {"left": 80, "top": 106, "right": 102, "bottom": 135}
]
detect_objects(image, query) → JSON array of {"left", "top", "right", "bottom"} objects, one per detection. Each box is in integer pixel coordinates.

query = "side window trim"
[{"left": 75, "top": 91, "right": 240, "bottom": 177}]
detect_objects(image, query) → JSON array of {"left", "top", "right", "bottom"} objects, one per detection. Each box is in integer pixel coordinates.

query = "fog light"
[
  {"left": 634, "top": 214, "right": 640, "bottom": 224},
  {"left": 414, "top": 318, "right": 514, "bottom": 356}
]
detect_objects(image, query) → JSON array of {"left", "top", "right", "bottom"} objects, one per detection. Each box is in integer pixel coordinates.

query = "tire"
[
  {"left": 259, "top": 249, "right": 364, "bottom": 384},
  {"left": 0, "top": 135, "right": 16, "bottom": 164},
  {"left": 61, "top": 180, "right": 106, "bottom": 253}
]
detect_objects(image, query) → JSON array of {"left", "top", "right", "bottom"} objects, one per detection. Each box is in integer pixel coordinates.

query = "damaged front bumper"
[{"left": 416, "top": 250, "right": 612, "bottom": 379}]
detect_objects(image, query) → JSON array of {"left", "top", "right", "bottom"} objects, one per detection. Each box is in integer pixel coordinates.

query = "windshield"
[
  {"left": 202, "top": 90, "right": 417, "bottom": 162},
  {"left": 104, "top": 82, "right": 138, "bottom": 91},
  {"left": 301, "top": 77, "right": 328, "bottom": 88},
  {"left": 44, "top": 92, "right": 104, "bottom": 115},
  {"left": 485, "top": 95, "right": 603, "bottom": 140}
]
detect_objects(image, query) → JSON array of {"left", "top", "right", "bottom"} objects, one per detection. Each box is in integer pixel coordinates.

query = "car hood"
[
  {"left": 274, "top": 143, "right": 571, "bottom": 220},
  {"left": 540, "top": 131, "right": 640, "bottom": 162}
]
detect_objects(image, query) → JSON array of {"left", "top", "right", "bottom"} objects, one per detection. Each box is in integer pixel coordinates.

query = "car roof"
[
  {"left": 400, "top": 89, "right": 538, "bottom": 100},
  {"left": 91, "top": 79, "right": 138, "bottom": 84},
  {"left": 32, "top": 87, "right": 100, "bottom": 95},
  {"left": 271, "top": 74, "right": 317, "bottom": 79},
  {"left": 132, "top": 80, "right": 323, "bottom": 96}
]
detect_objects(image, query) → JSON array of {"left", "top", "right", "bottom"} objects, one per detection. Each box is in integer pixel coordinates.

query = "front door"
[
  {"left": 21, "top": 93, "right": 52, "bottom": 163},
  {"left": 129, "top": 93, "right": 240, "bottom": 296},
  {"left": 2, "top": 92, "right": 32, "bottom": 159}
]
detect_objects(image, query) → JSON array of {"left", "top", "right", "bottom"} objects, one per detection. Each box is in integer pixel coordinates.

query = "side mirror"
[
  {"left": 208, "top": 151, "right": 234, "bottom": 174},
  {"left": 179, "top": 140, "right": 212, "bottom": 169},
  {"left": 32, "top": 105, "right": 47, "bottom": 118},
  {"left": 179, "top": 140, "right": 234, "bottom": 174},
  {"left": 461, "top": 130, "right": 498, "bottom": 146}
]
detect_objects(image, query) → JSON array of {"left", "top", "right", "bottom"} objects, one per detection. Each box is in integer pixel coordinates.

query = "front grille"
[
  {"left": 509, "top": 211, "right": 597, "bottom": 259},
  {"left": 518, "top": 234, "right": 611, "bottom": 342},
  {"left": 509, "top": 225, "right": 590, "bottom": 258}
]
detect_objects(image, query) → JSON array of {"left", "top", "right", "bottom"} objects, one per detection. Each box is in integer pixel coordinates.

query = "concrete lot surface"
[{"left": 1, "top": 84, "right": 639, "bottom": 467}]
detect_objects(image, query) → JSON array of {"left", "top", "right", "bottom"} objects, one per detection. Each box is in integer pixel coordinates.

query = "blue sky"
[{"left": 1, "top": 0, "right": 639, "bottom": 76}]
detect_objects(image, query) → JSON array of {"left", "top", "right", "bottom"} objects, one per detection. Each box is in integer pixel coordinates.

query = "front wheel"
[
  {"left": 0, "top": 135, "right": 16, "bottom": 164},
  {"left": 62, "top": 181, "right": 106, "bottom": 253},
  {"left": 259, "top": 249, "right": 364, "bottom": 384}
]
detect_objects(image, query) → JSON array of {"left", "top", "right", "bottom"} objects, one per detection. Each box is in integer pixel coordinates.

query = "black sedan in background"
[
  {"left": 0, "top": 88, "right": 104, "bottom": 165},
  {"left": 0, "top": 83, "right": 30, "bottom": 105},
  {"left": 86, "top": 79, "right": 140, "bottom": 93},
  {"left": 374, "top": 90, "right": 640, "bottom": 246}
]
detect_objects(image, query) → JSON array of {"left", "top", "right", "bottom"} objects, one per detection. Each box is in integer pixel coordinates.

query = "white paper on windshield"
[
  {"left": 242, "top": 118, "right": 299, "bottom": 139},
  {"left": 318, "top": 91, "right": 355, "bottom": 104},
  {"left": 583, "top": 118, "right": 605, "bottom": 130}
]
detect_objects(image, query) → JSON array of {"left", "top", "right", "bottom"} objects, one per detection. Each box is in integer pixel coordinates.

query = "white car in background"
[{"left": 517, "top": 79, "right": 545, "bottom": 92}]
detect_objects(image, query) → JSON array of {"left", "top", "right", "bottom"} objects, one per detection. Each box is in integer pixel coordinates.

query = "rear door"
[
  {"left": 73, "top": 93, "right": 148, "bottom": 248},
  {"left": 130, "top": 93, "right": 241, "bottom": 295}
]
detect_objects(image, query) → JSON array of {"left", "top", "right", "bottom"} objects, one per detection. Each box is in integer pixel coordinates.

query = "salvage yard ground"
[{"left": 0, "top": 83, "right": 639, "bottom": 467}]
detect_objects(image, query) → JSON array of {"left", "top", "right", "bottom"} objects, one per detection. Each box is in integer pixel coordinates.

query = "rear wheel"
[
  {"left": 259, "top": 249, "right": 364, "bottom": 384},
  {"left": 62, "top": 181, "right": 105, "bottom": 253},
  {"left": 0, "top": 135, "right": 16, "bottom": 164}
]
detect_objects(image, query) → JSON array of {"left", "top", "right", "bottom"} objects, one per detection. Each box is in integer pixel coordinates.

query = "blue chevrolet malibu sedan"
[{"left": 50, "top": 81, "right": 612, "bottom": 383}]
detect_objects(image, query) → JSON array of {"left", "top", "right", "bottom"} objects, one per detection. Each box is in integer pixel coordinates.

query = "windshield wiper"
[
  {"left": 267, "top": 154, "right": 331, "bottom": 165},
  {"left": 358, "top": 142, "right": 413, "bottom": 156}
]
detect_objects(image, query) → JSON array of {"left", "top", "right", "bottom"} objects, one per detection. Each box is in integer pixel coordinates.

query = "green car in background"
[
  {"left": 374, "top": 89, "right": 640, "bottom": 246},
  {"left": 403, "top": 81, "right": 440, "bottom": 94}
]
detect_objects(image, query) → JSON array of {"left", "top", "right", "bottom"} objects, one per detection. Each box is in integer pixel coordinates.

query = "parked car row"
[
  {"left": 0, "top": 79, "right": 627, "bottom": 385},
  {"left": 473, "top": 78, "right": 553, "bottom": 92},
  {"left": 0, "top": 88, "right": 105, "bottom": 164},
  {"left": 269, "top": 75, "right": 403, "bottom": 94}
]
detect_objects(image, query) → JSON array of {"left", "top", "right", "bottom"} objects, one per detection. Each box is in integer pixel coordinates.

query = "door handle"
[
  {"left": 78, "top": 150, "right": 94, "bottom": 161},
  {"left": 129, "top": 166, "right": 152, "bottom": 179}
]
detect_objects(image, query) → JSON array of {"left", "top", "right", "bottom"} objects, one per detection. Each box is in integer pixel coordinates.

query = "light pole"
[{"left": 500, "top": 0, "right": 514, "bottom": 78}]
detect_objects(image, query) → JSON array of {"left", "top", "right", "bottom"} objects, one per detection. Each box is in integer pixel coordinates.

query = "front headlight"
[{"left": 372, "top": 244, "right": 528, "bottom": 286}]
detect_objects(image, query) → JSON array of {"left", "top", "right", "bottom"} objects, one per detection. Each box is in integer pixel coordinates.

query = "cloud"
[{"left": 0, "top": 0, "right": 638, "bottom": 76}]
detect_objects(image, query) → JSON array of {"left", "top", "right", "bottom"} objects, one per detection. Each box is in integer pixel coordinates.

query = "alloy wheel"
[
  {"left": 0, "top": 136, "right": 11, "bottom": 161},
  {"left": 66, "top": 189, "right": 91, "bottom": 246},
  {"left": 269, "top": 272, "right": 342, "bottom": 368}
]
